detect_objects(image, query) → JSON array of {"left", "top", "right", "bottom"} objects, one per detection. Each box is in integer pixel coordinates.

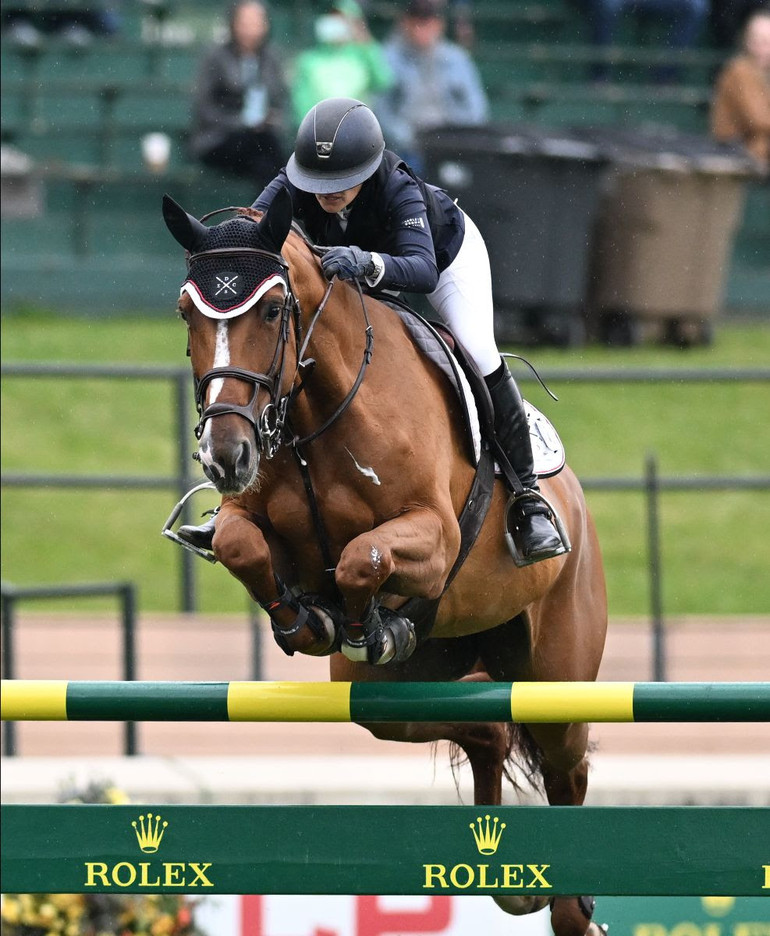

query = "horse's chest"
[{"left": 266, "top": 479, "right": 376, "bottom": 553}]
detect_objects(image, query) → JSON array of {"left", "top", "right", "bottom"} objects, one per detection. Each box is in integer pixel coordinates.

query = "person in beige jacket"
[{"left": 710, "top": 6, "right": 770, "bottom": 173}]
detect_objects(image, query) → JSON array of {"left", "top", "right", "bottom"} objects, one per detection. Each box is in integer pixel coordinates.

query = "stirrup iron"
[
  {"left": 504, "top": 489, "right": 571, "bottom": 568},
  {"left": 161, "top": 480, "right": 219, "bottom": 563}
]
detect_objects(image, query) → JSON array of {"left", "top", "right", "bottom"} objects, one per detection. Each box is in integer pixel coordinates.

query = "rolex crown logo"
[
  {"left": 470, "top": 814, "right": 506, "bottom": 855},
  {"left": 132, "top": 813, "right": 168, "bottom": 853}
]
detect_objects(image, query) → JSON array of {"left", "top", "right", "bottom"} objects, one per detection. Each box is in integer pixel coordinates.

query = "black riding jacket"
[{"left": 251, "top": 150, "right": 465, "bottom": 293}]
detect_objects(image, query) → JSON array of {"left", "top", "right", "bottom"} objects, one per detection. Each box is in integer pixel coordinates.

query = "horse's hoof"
[
  {"left": 549, "top": 895, "right": 600, "bottom": 936},
  {"left": 340, "top": 605, "right": 416, "bottom": 665},
  {"left": 492, "top": 895, "right": 549, "bottom": 915},
  {"left": 306, "top": 605, "right": 341, "bottom": 654}
]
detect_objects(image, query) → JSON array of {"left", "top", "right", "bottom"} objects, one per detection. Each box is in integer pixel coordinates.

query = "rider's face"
[{"left": 315, "top": 184, "right": 363, "bottom": 213}]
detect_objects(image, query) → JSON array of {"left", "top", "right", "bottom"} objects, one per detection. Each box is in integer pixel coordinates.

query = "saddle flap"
[{"left": 386, "top": 303, "right": 566, "bottom": 478}]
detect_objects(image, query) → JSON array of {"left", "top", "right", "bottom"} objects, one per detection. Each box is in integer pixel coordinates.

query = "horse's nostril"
[
  {"left": 236, "top": 440, "right": 252, "bottom": 475},
  {"left": 204, "top": 462, "right": 223, "bottom": 484}
]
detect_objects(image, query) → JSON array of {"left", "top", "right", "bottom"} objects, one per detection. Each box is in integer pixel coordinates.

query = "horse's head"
[{"left": 163, "top": 187, "right": 296, "bottom": 495}]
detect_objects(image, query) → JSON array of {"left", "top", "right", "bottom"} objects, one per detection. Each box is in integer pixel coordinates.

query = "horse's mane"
[{"left": 238, "top": 206, "right": 321, "bottom": 267}]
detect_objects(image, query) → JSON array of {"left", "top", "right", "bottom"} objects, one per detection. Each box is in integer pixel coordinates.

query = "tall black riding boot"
[
  {"left": 177, "top": 507, "right": 219, "bottom": 551},
  {"left": 486, "top": 363, "right": 568, "bottom": 565}
]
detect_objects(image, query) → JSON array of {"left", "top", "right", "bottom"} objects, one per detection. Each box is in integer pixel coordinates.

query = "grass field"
[{"left": 1, "top": 314, "right": 769, "bottom": 617}]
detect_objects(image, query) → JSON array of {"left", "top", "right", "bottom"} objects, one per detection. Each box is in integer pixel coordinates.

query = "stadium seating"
[{"left": 1, "top": 0, "right": 766, "bottom": 315}]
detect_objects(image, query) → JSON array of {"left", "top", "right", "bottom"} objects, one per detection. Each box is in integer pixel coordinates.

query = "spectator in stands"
[
  {"left": 291, "top": 0, "right": 393, "bottom": 130},
  {"left": 710, "top": 5, "right": 770, "bottom": 173},
  {"left": 375, "top": 0, "right": 488, "bottom": 173},
  {"left": 190, "top": 0, "right": 288, "bottom": 187},
  {"left": 578, "top": 0, "right": 709, "bottom": 81}
]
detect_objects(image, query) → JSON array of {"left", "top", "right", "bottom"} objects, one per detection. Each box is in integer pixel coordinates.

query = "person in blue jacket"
[{"left": 180, "top": 97, "right": 567, "bottom": 573}]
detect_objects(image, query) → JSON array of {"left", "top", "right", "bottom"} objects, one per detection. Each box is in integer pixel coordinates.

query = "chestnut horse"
[{"left": 163, "top": 188, "right": 608, "bottom": 936}]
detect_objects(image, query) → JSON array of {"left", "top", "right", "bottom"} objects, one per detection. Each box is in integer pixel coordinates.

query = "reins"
[
  {"left": 288, "top": 276, "right": 374, "bottom": 449},
  {"left": 286, "top": 272, "right": 375, "bottom": 577},
  {"left": 189, "top": 222, "right": 376, "bottom": 573}
]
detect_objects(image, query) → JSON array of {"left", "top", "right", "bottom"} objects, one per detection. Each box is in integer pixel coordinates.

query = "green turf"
[{"left": 1, "top": 316, "right": 768, "bottom": 616}]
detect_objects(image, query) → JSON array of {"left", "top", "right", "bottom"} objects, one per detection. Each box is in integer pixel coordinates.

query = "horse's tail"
[{"left": 443, "top": 722, "right": 548, "bottom": 799}]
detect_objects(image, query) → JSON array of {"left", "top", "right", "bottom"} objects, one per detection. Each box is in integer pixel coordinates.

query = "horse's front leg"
[
  {"left": 212, "top": 505, "right": 337, "bottom": 657},
  {"left": 334, "top": 505, "right": 459, "bottom": 663}
]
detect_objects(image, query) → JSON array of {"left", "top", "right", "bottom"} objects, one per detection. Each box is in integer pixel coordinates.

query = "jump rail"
[
  {"left": 2, "top": 678, "right": 769, "bottom": 897},
  {"left": 3, "top": 679, "right": 770, "bottom": 722}
]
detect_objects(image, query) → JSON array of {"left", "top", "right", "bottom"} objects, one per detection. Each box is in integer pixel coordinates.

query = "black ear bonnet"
[
  {"left": 183, "top": 217, "right": 289, "bottom": 318},
  {"left": 162, "top": 194, "right": 292, "bottom": 318}
]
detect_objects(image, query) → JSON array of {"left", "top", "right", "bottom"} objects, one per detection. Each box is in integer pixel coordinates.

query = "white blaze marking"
[
  {"left": 208, "top": 321, "right": 230, "bottom": 403},
  {"left": 345, "top": 447, "right": 381, "bottom": 485},
  {"left": 198, "top": 320, "right": 230, "bottom": 455}
]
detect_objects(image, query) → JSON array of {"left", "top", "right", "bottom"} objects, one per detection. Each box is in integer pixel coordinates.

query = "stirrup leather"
[{"left": 504, "top": 489, "right": 571, "bottom": 568}]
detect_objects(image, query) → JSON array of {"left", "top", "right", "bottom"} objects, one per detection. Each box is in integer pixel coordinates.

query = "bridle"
[
  {"left": 190, "top": 242, "right": 298, "bottom": 460},
  {"left": 189, "top": 213, "right": 374, "bottom": 463}
]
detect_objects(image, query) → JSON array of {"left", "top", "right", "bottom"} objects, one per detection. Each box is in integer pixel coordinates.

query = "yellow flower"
[
  {"left": 105, "top": 785, "right": 131, "bottom": 805},
  {"left": 38, "top": 901, "right": 60, "bottom": 924},
  {"left": 150, "top": 912, "right": 177, "bottom": 936},
  {"left": 1, "top": 895, "right": 21, "bottom": 923}
]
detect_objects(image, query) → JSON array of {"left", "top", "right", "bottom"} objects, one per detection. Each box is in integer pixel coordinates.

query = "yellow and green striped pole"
[{"left": 2, "top": 680, "right": 769, "bottom": 723}]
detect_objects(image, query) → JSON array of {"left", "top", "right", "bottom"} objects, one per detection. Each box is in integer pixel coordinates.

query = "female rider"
[{"left": 180, "top": 97, "right": 567, "bottom": 581}]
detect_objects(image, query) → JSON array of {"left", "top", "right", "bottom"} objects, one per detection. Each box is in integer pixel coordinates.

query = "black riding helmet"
[{"left": 286, "top": 97, "right": 386, "bottom": 194}]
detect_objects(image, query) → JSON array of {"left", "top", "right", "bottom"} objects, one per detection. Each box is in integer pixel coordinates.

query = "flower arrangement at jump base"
[{"left": 0, "top": 781, "right": 209, "bottom": 936}]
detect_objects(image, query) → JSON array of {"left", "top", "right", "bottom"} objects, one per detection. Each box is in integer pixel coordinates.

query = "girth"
[{"left": 399, "top": 443, "right": 496, "bottom": 641}]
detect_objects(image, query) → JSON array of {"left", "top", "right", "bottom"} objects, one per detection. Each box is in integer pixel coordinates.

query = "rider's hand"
[{"left": 321, "top": 246, "right": 376, "bottom": 282}]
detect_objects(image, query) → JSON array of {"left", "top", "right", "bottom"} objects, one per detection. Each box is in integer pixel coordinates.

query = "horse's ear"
[
  {"left": 162, "top": 194, "right": 209, "bottom": 252},
  {"left": 255, "top": 185, "right": 293, "bottom": 252}
]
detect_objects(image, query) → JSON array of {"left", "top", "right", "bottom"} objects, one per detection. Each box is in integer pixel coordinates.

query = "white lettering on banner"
[{"left": 192, "top": 895, "right": 551, "bottom": 936}]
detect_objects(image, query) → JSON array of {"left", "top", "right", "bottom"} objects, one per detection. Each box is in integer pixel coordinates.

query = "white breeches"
[{"left": 425, "top": 210, "right": 502, "bottom": 378}]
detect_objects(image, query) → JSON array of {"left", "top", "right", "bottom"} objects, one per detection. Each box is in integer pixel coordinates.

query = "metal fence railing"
[
  {"left": 2, "top": 362, "right": 769, "bottom": 686},
  {"left": 1, "top": 580, "right": 137, "bottom": 756}
]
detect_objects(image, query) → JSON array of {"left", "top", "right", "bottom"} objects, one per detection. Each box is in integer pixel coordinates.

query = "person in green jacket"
[{"left": 291, "top": 0, "right": 392, "bottom": 129}]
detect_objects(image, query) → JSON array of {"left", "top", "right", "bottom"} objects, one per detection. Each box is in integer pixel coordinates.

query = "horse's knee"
[
  {"left": 212, "top": 516, "right": 270, "bottom": 578},
  {"left": 335, "top": 538, "right": 395, "bottom": 602},
  {"left": 357, "top": 720, "right": 439, "bottom": 745}
]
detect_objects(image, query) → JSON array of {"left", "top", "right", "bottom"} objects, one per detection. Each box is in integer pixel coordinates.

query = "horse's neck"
[{"left": 286, "top": 239, "right": 371, "bottom": 418}]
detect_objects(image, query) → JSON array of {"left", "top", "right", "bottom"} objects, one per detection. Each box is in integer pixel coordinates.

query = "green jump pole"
[{"left": 2, "top": 680, "right": 769, "bottom": 723}]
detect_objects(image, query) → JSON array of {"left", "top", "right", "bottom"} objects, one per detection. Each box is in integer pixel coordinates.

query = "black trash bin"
[
  {"left": 419, "top": 124, "right": 608, "bottom": 347},
  {"left": 573, "top": 126, "right": 759, "bottom": 347}
]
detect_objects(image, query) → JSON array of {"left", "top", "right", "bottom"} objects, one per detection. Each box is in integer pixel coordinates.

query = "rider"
[{"left": 179, "top": 96, "right": 567, "bottom": 566}]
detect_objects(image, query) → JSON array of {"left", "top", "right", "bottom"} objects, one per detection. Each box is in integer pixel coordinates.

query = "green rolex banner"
[{"left": 1, "top": 806, "right": 768, "bottom": 896}]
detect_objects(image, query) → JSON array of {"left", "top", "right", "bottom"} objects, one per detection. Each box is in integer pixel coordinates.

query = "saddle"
[
  {"left": 382, "top": 299, "right": 566, "bottom": 479},
  {"left": 378, "top": 298, "right": 566, "bottom": 641}
]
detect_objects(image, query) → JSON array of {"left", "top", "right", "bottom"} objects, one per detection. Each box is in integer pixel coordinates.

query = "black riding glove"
[{"left": 321, "top": 246, "right": 376, "bottom": 282}]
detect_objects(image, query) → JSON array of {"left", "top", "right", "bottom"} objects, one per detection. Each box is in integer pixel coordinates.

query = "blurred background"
[
  {"left": 1, "top": 0, "right": 768, "bottom": 335},
  {"left": 1, "top": 4, "right": 768, "bottom": 933}
]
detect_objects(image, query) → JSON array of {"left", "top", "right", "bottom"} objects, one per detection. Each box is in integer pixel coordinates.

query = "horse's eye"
[{"left": 264, "top": 303, "right": 282, "bottom": 322}]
